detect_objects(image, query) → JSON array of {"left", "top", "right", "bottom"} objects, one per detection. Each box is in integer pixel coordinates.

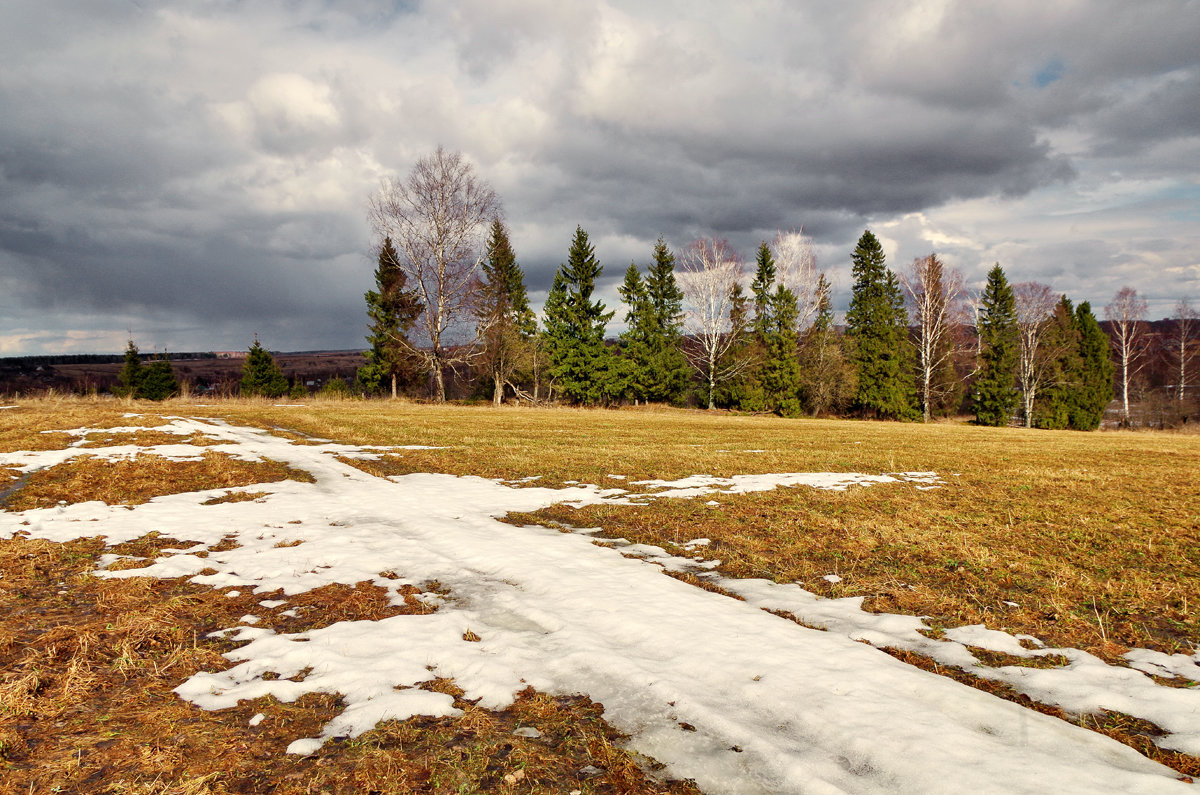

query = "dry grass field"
[{"left": 1, "top": 396, "right": 1197, "bottom": 792}]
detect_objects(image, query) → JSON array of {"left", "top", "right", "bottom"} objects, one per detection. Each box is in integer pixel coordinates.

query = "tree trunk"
[
  {"left": 433, "top": 358, "right": 447, "bottom": 403},
  {"left": 492, "top": 368, "right": 502, "bottom": 406},
  {"left": 390, "top": 372, "right": 397, "bottom": 400}
]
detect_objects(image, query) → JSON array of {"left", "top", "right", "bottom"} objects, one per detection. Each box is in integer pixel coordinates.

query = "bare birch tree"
[
  {"left": 1105, "top": 286, "right": 1149, "bottom": 421},
  {"left": 772, "top": 229, "right": 821, "bottom": 332},
  {"left": 900, "top": 253, "right": 965, "bottom": 422},
  {"left": 677, "top": 238, "right": 747, "bottom": 409},
  {"left": 1013, "top": 281, "right": 1058, "bottom": 428},
  {"left": 367, "top": 147, "right": 501, "bottom": 402},
  {"left": 1165, "top": 297, "right": 1197, "bottom": 403}
]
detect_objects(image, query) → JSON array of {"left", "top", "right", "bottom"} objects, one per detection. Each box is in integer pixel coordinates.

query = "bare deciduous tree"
[
  {"left": 1105, "top": 286, "right": 1149, "bottom": 421},
  {"left": 677, "top": 238, "right": 747, "bottom": 410},
  {"left": 771, "top": 229, "right": 821, "bottom": 332},
  {"left": 901, "top": 253, "right": 965, "bottom": 423},
  {"left": 1013, "top": 281, "right": 1058, "bottom": 428},
  {"left": 1165, "top": 297, "right": 1197, "bottom": 403},
  {"left": 367, "top": 146, "right": 501, "bottom": 402}
]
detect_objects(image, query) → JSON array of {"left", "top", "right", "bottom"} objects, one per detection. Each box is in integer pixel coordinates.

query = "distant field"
[{"left": 1, "top": 397, "right": 1197, "bottom": 791}]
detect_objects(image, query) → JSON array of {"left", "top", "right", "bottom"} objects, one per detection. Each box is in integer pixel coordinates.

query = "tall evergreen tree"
[
  {"left": 973, "top": 264, "right": 1019, "bottom": 426},
  {"left": 642, "top": 238, "right": 691, "bottom": 403},
  {"left": 477, "top": 220, "right": 537, "bottom": 404},
  {"left": 541, "top": 226, "right": 620, "bottom": 405},
  {"left": 1071, "top": 301, "right": 1114, "bottom": 430},
  {"left": 845, "top": 230, "right": 913, "bottom": 419},
  {"left": 1035, "top": 296, "right": 1083, "bottom": 430},
  {"left": 241, "top": 339, "right": 289, "bottom": 398},
  {"left": 619, "top": 239, "right": 690, "bottom": 404},
  {"left": 115, "top": 339, "right": 145, "bottom": 398},
  {"left": 798, "top": 274, "right": 857, "bottom": 415},
  {"left": 360, "top": 237, "right": 422, "bottom": 398},
  {"left": 760, "top": 284, "right": 802, "bottom": 416}
]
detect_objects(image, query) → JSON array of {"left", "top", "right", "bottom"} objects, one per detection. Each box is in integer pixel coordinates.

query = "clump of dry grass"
[{"left": 3, "top": 452, "right": 314, "bottom": 511}]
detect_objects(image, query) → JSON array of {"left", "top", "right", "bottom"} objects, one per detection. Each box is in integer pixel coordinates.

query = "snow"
[{"left": 1, "top": 417, "right": 1196, "bottom": 793}]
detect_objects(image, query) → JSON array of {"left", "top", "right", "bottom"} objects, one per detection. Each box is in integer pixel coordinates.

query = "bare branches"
[
  {"left": 1013, "top": 281, "right": 1058, "bottom": 428},
  {"left": 1166, "top": 297, "right": 1198, "bottom": 403},
  {"left": 677, "top": 238, "right": 746, "bottom": 410},
  {"left": 771, "top": 229, "right": 820, "bottom": 332},
  {"left": 901, "top": 254, "right": 965, "bottom": 422},
  {"left": 367, "top": 146, "right": 501, "bottom": 401},
  {"left": 1105, "top": 286, "right": 1149, "bottom": 420}
]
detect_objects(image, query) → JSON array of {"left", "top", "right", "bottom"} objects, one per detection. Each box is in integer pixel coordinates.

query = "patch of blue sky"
[{"left": 1033, "top": 57, "right": 1065, "bottom": 88}]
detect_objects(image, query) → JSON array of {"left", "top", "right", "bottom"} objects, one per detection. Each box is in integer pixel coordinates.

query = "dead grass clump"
[
  {"left": 969, "top": 648, "right": 1071, "bottom": 669},
  {"left": 202, "top": 491, "right": 268, "bottom": 506},
  {"left": 79, "top": 430, "right": 227, "bottom": 448},
  {"left": 3, "top": 451, "right": 314, "bottom": 511}
]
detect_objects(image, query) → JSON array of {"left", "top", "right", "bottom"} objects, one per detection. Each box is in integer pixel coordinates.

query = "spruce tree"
[
  {"left": 360, "top": 237, "right": 422, "bottom": 398},
  {"left": 138, "top": 357, "right": 179, "bottom": 401},
  {"left": 115, "top": 339, "right": 145, "bottom": 398},
  {"left": 618, "top": 239, "right": 690, "bottom": 404},
  {"left": 477, "top": 220, "right": 536, "bottom": 404},
  {"left": 618, "top": 262, "right": 651, "bottom": 402},
  {"left": 241, "top": 339, "right": 289, "bottom": 398},
  {"left": 1035, "top": 296, "right": 1082, "bottom": 430},
  {"left": 845, "top": 230, "right": 913, "bottom": 419},
  {"left": 642, "top": 238, "right": 691, "bottom": 403},
  {"left": 973, "top": 264, "right": 1019, "bottom": 426},
  {"left": 1070, "top": 302, "right": 1114, "bottom": 430},
  {"left": 542, "top": 226, "right": 619, "bottom": 405}
]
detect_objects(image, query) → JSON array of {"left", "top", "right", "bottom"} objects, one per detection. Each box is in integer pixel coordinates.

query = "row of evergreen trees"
[
  {"left": 360, "top": 225, "right": 1117, "bottom": 428},
  {"left": 363, "top": 224, "right": 1118, "bottom": 428},
  {"left": 116, "top": 339, "right": 295, "bottom": 400}
]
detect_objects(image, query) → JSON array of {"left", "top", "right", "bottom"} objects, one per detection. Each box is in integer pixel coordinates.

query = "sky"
[{"left": 1, "top": 0, "right": 1198, "bottom": 356}]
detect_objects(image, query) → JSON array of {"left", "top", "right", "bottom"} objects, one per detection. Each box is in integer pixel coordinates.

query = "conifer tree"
[
  {"left": 618, "top": 239, "right": 690, "bottom": 404},
  {"left": 798, "top": 274, "right": 857, "bottom": 415},
  {"left": 115, "top": 339, "right": 144, "bottom": 398},
  {"left": 845, "top": 230, "right": 913, "bottom": 419},
  {"left": 642, "top": 238, "right": 690, "bottom": 403},
  {"left": 138, "top": 356, "right": 179, "bottom": 401},
  {"left": 973, "top": 264, "right": 1019, "bottom": 425},
  {"left": 1035, "top": 296, "right": 1083, "bottom": 430},
  {"left": 1070, "top": 301, "right": 1114, "bottom": 430},
  {"left": 541, "top": 226, "right": 619, "bottom": 405},
  {"left": 477, "top": 220, "right": 536, "bottom": 404},
  {"left": 360, "top": 237, "right": 422, "bottom": 398},
  {"left": 241, "top": 339, "right": 289, "bottom": 398}
]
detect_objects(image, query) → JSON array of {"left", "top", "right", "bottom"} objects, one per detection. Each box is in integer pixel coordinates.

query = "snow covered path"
[{"left": 1, "top": 417, "right": 1196, "bottom": 793}]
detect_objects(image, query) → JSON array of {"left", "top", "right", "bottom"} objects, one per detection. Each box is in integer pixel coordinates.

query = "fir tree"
[
  {"left": 845, "top": 230, "right": 913, "bottom": 419},
  {"left": 542, "top": 226, "right": 619, "bottom": 405},
  {"left": 115, "top": 339, "right": 144, "bottom": 398},
  {"left": 1035, "top": 296, "right": 1082, "bottom": 430},
  {"left": 618, "top": 239, "right": 690, "bottom": 404},
  {"left": 798, "top": 274, "right": 857, "bottom": 415},
  {"left": 360, "top": 237, "right": 422, "bottom": 398},
  {"left": 241, "top": 339, "right": 289, "bottom": 398},
  {"left": 1070, "top": 301, "right": 1114, "bottom": 430},
  {"left": 641, "top": 238, "right": 691, "bottom": 403},
  {"left": 477, "top": 220, "right": 537, "bottom": 404},
  {"left": 138, "top": 357, "right": 179, "bottom": 401},
  {"left": 973, "top": 264, "right": 1019, "bottom": 426}
]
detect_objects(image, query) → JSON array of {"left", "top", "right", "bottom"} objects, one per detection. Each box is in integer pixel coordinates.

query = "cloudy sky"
[{"left": 2, "top": 0, "right": 1198, "bottom": 355}]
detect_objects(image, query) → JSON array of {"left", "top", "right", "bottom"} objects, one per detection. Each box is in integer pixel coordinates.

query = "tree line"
[{"left": 361, "top": 148, "right": 1198, "bottom": 429}]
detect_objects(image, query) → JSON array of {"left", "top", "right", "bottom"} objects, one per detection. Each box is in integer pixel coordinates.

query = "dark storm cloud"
[{"left": 1, "top": 0, "right": 1198, "bottom": 354}]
